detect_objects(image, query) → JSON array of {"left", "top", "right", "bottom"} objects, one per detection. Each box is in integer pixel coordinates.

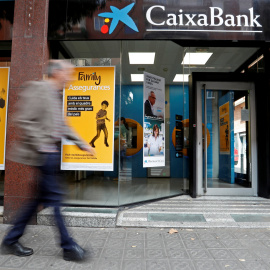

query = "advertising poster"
[
  {"left": 219, "top": 101, "right": 230, "bottom": 154},
  {"left": 61, "top": 66, "right": 115, "bottom": 171},
  {"left": 0, "top": 67, "right": 9, "bottom": 170},
  {"left": 143, "top": 72, "right": 165, "bottom": 168}
]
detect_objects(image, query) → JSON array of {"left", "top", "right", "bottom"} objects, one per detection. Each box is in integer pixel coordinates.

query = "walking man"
[{"left": 1, "top": 60, "right": 96, "bottom": 261}]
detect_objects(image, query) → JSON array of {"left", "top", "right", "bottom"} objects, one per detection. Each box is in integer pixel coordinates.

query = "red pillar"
[{"left": 3, "top": 0, "right": 50, "bottom": 223}]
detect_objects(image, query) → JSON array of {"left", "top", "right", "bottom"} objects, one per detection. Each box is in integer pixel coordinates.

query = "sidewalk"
[{"left": 1, "top": 224, "right": 270, "bottom": 269}]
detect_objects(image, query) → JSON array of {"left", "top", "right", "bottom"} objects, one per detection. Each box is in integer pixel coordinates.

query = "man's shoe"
[
  {"left": 63, "top": 244, "right": 87, "bottom": 262},
  {"left": 1, "top": 241, "right": 33, "bottom": 257},
  {"left": 105, "top": 142, "right": 109, "bottom": 147}
]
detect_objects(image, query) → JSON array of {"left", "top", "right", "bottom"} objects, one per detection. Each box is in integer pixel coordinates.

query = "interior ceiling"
[{"left": 61, "top": 40, "right": 259, "bottom": 85}]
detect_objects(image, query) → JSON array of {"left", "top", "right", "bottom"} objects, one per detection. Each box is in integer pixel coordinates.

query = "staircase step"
[
  {"left": 37, "top": 207, "right": 118, "bottom": 228},
  {"left": 117, "top": 195, "right": 270, "bottom": 228}
]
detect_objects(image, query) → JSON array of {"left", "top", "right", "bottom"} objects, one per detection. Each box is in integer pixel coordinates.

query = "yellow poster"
[
  {"left": 61, "top": 66, "right": 115, "bottom": 171},
  {"left": 0, "top": 67, "right": 9, "bottom": 170},
  {"left": 219, "top": 101, "right": 230, "bottom": 154}
]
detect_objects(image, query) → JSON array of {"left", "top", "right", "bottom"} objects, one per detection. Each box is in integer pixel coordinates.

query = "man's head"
[
  {"left": 47, "top": 60, "right": 74, "bottom": 88},
  {"left": 148, "top": 91, "right": 156, "bottom": 105}
]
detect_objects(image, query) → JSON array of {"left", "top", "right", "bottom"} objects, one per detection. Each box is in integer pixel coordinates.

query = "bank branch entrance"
[{"left": 193, "top": 78, "right": 257, "bottom": 196}]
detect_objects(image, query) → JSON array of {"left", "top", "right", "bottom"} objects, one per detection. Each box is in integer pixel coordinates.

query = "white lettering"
[
  {"left": 178, "top": 9, "right": 183, "bottom": 25},
  {"left": 236, "top": 15, "right": 249, "bottom": 27},
  {"left": 225, "top": 15, "right": 236, "bottom": 27},
  {"left": 145, "top": 6, "right": 262, "bottom": 29},
  {"left": 249, "top": 7, "right": 262, "bottom": 27},
  {"left": 167, "top": 13, "right": 177, "bottom": 26},
  {"left": 210, "top": 7, "right": 223, "bottom": 26},
  {"left": 185, "top": 14, "right": 197, "bottom": 26},
  {"left": 68, "top": 85, "right": 110, "bottom": 91},
  {"left": 146, "top": 5, "right": 165, "bottom": 26},
  {"left": 197, "top": 14, "right": 208, "bottom": 26}
]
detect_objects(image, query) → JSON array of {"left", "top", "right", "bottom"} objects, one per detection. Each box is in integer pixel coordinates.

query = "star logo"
[{"left": 98, "top": 3, "right": 139, "bottom": 34}]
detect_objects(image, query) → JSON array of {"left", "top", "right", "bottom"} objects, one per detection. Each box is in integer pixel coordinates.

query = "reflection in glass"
[
  {"left": 57, "top": 40, "right": 189, "bottom": 206},
  {"left": 0, "top": 1, "right": 14, "bottom": 40},
  {"left": 202, "top": 89, "right": 250, "bottom": 189}
]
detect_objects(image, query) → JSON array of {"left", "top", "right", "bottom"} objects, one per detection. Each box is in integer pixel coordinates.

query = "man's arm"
[
  {"left": 64, "top": 126, "right": 96, "bottom": 156},
  {"left": 16, "top": 82, "right": 45, "bottom": 152}
]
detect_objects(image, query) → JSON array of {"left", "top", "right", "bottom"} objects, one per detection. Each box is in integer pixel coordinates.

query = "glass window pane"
[
  {"left": 56, "top": 41, "right": 121, "bottom": 206},
  {"left": 119, "top": 40, "right": 189, "bottom": 205},
  {"left": 202, "top": 89, "right": 250, "bottom": 189}
]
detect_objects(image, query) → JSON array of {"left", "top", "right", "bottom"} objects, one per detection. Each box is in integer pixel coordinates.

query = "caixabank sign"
[
  {"left": 48, "top": 0, "right": 270, "bottom": 41},
  {"left": 146, "top": 6, "right": 261, "bottom": 30}
]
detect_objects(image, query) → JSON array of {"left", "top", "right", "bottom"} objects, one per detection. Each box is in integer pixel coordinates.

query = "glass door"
[{"left": 196, "top": 81, "right": 257, "bottom": 196}]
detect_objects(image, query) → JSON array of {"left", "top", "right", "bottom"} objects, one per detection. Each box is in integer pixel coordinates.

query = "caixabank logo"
[
  {"left": 98, "top": 3, "right": 139, "bottom": 34},
  {"left": 98, "top": 3, "right": 263, "bottom": 35}
]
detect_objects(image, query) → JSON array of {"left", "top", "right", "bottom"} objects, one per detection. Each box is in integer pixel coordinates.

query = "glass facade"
[
  {"left": 48, "top": 40, "right": 262, "bottom": 206},
  {"left": 0, "top": 0, "right": 269, "bottom": 208},
  {"left": 55, "top": 40, "right": 190, "bottom": 206}
]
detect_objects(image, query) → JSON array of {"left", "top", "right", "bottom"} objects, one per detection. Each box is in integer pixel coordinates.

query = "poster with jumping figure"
[
  {"left": 61, "top": 66, "right": 115, "bottom": 171},
  {"left": 0, "top": 68, "right": 9, "bottom": 170},
  {"left": 219, "top": 101, "right": 230, "bottom": 154}
]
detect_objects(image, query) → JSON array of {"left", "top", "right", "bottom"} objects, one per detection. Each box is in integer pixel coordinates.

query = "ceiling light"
[
  {"left": 173, "top": 74, "right": 189, "bottom": 82},
  {"left": 181, "top": 52, "right": 213, "bottom": 65},
  {"left": 131, "top": 74, "right": 144, "bottom": 82},
  {"left": 129, "top": 53, "right": 155, "bottom": 64},
  {"left": 248, "top": 55, "right": 263, "bottom": 69}
]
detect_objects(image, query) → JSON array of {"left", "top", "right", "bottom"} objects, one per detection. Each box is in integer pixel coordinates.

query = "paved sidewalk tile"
[{"left": 0, "top": 225, "right": 270, "bottom": 269}]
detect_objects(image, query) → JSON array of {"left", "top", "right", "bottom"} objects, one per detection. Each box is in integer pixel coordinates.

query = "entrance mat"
[
  {"left": 231, "top": 214, "right": 270, "bottom": 222},
  {"left": 148, "top": 213, "right": 206, "bottom": 222},
  {"left": 63, "top": 208, "right": 118, "bottom": 214}
]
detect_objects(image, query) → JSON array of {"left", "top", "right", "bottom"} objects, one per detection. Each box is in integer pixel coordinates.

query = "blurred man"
[{"left": 1, "top": 60, "right": 96, "bottom": 261}]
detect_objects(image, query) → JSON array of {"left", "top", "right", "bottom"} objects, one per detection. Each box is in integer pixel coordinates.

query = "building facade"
[{"left": 0, "top": 0, "right": 270, "bottom": 223}]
